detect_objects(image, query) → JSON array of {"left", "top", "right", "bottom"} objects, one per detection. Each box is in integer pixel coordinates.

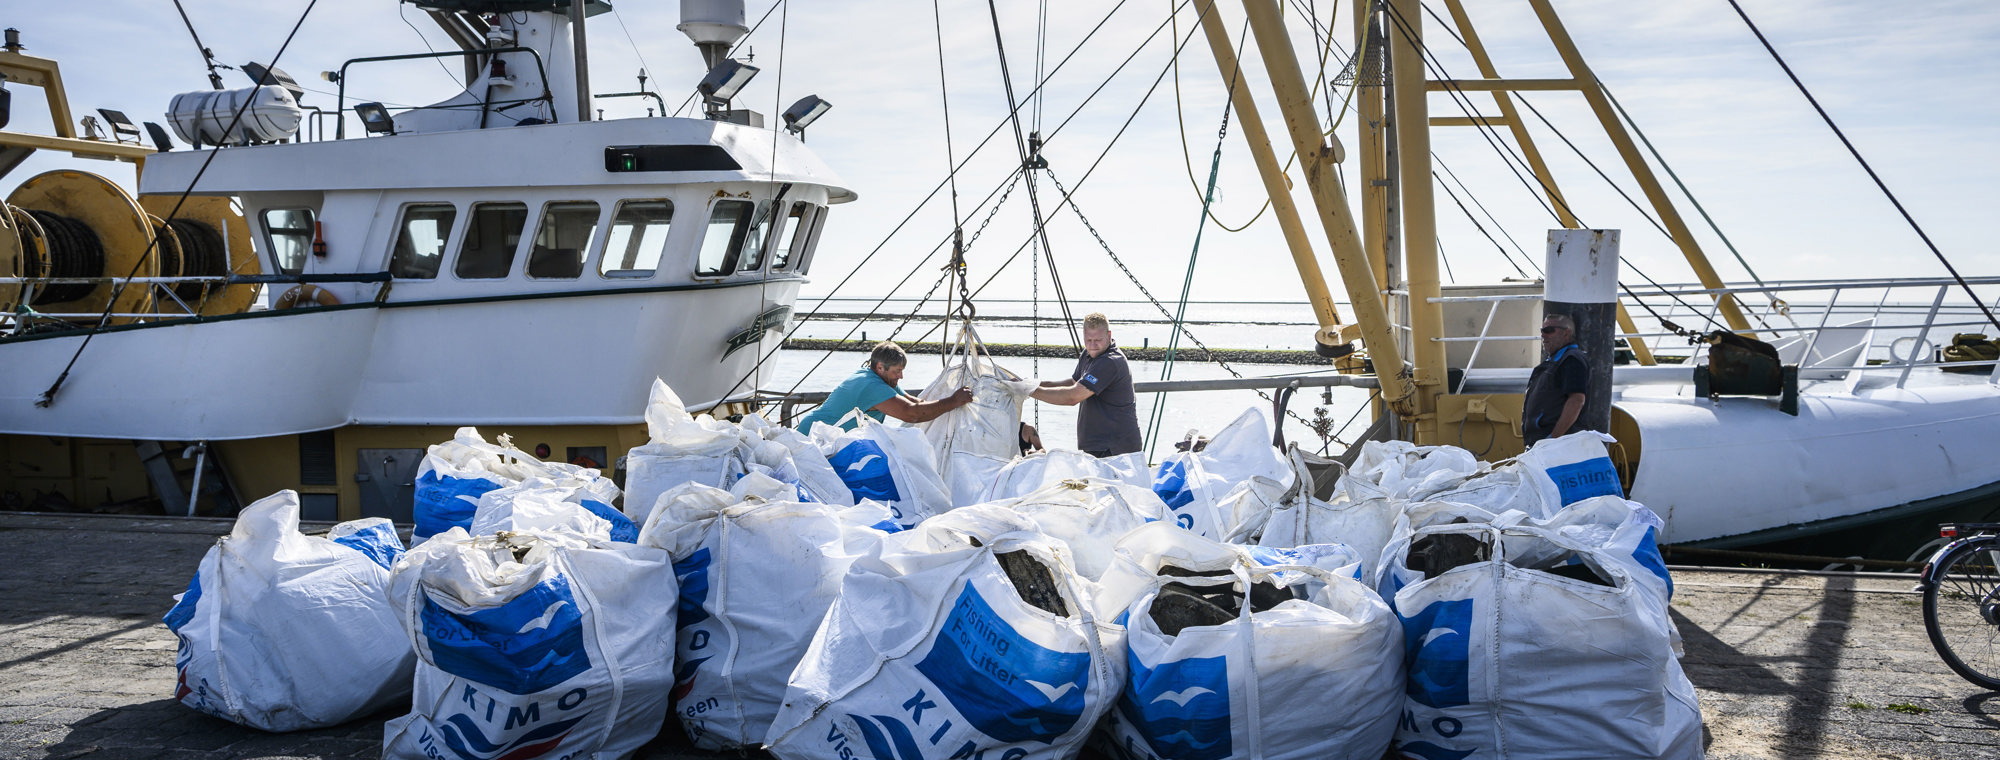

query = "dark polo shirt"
[
  {"left": 1072, "top": 344, "right": 1143, "bottom": 455},
  {"left": 1523, "top": 343, "right": 1589, "bottom": 446}
]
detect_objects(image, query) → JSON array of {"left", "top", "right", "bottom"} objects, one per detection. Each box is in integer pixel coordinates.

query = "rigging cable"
[
  {"left": 1723, "top": 0, "right": 2000, "bottom": 334},
  {"left": 985, "top": 0, "right": 1081, "bottom": 351},
  {"left": 39, "top": 0, "right": 322, "bottom": 408},
  {"left": 932, "top": 0, "right": 970, "bottom": 346},
  {"left": 171, "top": 0, "right": 228, "bottom": 90},
  {"left": 731, "top": 1, "right": 1181, "bottom": 402},
  {"left": 1146, "top": 17, "right": 1249, "bottom": 455},
  {"left": 1383, "top": 0, "right": 1728, "bottom": 331}
]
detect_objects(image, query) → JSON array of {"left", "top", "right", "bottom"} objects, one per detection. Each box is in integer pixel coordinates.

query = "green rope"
[{"left": 1143, "top": 18, "right": 1244, "bottom": 457}]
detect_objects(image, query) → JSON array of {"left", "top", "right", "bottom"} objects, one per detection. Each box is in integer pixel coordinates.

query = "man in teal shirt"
[{"left": 796, "top": 342, "right": 973, "bottom": 431}]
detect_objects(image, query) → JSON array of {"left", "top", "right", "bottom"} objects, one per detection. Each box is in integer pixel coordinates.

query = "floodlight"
[
  {"left": 782, "top": 95, "right": 831, "bottom": 136},
  {"left": 354, "top": 102, "right": 396, "bottom": 135},
  {"left": 143, "top": 122, "right": 175, "bottom": 152},
  {"left": 96, "top": 109, "right": 141, "bottom": 143},
  {"left": 697, "top": 59, "right": 759, "bottom": 103},
  {"left": 242, "top": 61, "right": 306, "bottom": 102}
]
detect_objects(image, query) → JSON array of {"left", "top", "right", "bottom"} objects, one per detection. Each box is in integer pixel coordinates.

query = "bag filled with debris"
[
  {"left": 381, "top": 528, "right": 677, "bottom": 760},
  {"left": 164, "top": 491, "right": 415, "bottom": 731},
  {"left": 765, "top": 505, "right": 1124, "bottom": 760}
]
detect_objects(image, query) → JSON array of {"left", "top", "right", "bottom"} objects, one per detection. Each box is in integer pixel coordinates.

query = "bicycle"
[{"left": 1919, "top": 522, "right": 2000, "bottom": 691}]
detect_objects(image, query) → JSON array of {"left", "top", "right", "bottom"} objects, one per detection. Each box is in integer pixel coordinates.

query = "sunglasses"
[{"left": 1540, "top": 325, "right": 1568, "bottom": 334}]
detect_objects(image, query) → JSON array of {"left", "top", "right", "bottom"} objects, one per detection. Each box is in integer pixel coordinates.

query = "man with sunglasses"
[{"left": 1523, "top": 313, "right": 1590, "bottom": 446}]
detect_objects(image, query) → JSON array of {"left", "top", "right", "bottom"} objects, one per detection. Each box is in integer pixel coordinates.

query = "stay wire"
[
  {"left": 1389, "top": 0, "right": 1726, "bottom": 330},
  {"left": 933, "top": 0, "right": 968, "bottom": 340},
  {"left": 727, "top": 1, "right": 1176, "bottom": 401},
  {"left": 986, "top": 0, "right": 1080, "bottom": 351},
  {"left": 1144, "top": 13, "right": 1247, "bottom": 457},
  {"left": 171, "top": 0, "right": 227, "bottom": 90},
  {"left": 1723, "top": 0, "right": 2000, "bottom": 334},
  {"left": 1434, "top": 171, "right": 1524, "bottom": 277},
  {"left": 40, "top": 0, "right": 322, "bottom": 408}
]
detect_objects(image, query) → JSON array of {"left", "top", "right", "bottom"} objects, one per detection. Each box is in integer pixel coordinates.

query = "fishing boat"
[{"left": 0, "top": 0, "right": 849, "bottom": 522}]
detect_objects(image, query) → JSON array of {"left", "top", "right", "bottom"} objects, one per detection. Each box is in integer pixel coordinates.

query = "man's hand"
[
  {"left": 949, "top": 387, "right": 975, "bottom": 407},
  {"left": 1031, "top": 380, "right": 1094, "bottom": 406},
  {"left": 1550, "top": 392, "right": 1586, "bottom": 438},
  {"left": 1020, "top": 422, "right": 1043, "bottom": 452}
]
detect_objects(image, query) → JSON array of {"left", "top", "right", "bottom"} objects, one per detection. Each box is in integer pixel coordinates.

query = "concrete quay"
[{"left": 0, "top": 511, "right": 1994, "bottom": 759}]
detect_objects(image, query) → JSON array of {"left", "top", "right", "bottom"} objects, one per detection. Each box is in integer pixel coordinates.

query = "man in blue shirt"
[
  {"left": 1523, "top": 313, "right": 1589, "bottom": 446},
  {"left": 795, "top": 342, "right": 973, "bottom": 431},
  {"left": 1032, "top": 313, "right": 1143, "bottom": 456}
]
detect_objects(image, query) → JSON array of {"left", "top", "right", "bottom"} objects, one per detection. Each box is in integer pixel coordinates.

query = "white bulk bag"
[
  {"left": 918, "top": 328, "right": 1040, "bottom": 507},
  {"left": 1385, "top": 517, "right": 1702, "bottom": 760},
  {"left": 413, "top": 427, "right": 550, "bottom": 543},
  {"left": 766, "top": 513, "right": 1123, "bottom": 760},
  {"left": 1005, "top": 477, "right": 1167, "bottom": 581},
  {"left": 382, "top": 529, "right": 678, "bottom": 760},
  {"left": 470, "top": 479, "right": 638, "bottom": 543},
  {"left": 1515, "top": 431, "right": 1626, "bottom": 508},
  {"left": 635, "top": 477, "right": 895, "bottom": 750},
  {"left": 985, "top": 448, "right": 1151, "bottom": 502},
  {"left": 1104, "top": 528, "right": 1402, "bottom": 760},
  {"left": 164, "top": 491, "right": 414, "bottom": 731},
  {"left": 1347, "top": 440, "right": 1484, "bottom": 500},
  {"left": 1256, "top": 472, "right": 1403, "bottom": 582},
  {"left": 626, "top": 379, "right": 749, "bottom": 522},
  {"left": 811, "top": 414, "right": 952, "bottom": 529},
  {"left": 740, "top": 413, "right": 856, "bottom": 506},
  {"left": 1150, "top": 409, "right": 1293, "bottom": 539}
]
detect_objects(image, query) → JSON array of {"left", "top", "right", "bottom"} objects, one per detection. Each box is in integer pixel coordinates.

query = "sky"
[{"left": 5, "top": 0, "right": 1996, "bottom": 316}]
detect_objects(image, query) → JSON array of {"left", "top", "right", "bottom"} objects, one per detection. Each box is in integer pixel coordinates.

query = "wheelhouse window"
[
  {"left": 260, "top": 208, "right": 315, "bottom": 276},
  {"left": 794, "top": 206, "right": 829, "bottom": 274},
  {"left": 527, "top": 201, "right": 600, "bottom": 279},
  {"left": 738, "top": 200, "right": 779, "bottom": 272},
  {"left": 389, "top": 204, "right": 457, "bottom": 279},
  {"left": 767, "top": 202, "right": 817, "bottom": 271},
  {"left": 599, "top": 199, "right": 674, "bottom": 278},
  {"left": 454, "top": 202, "right": 528, "bottom": 279},
  {"left": 696, "top": 199, "right": 757, "bottom": 277}
]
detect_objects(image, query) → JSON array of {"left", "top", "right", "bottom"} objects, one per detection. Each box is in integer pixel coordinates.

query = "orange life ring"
[{"left": 273, "top": 283, "right": 339, "bottom": 309}]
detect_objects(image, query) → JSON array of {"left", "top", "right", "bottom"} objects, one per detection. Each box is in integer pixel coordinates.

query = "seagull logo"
[
  {"left": 845, "top": 454, "right": 884, "bottom": 473},
  {"left": 1419, "top": 627, "right": 1459, "bottom": 648},
  {"left": 1149, "top": 686, "right": 1215, "bottom": 707},
  {"left": 517, "top": 601, "right": 569, "bottom": 634},
  {"left": 1025, "top": 679, "right": 1077, "bottom": 702}
]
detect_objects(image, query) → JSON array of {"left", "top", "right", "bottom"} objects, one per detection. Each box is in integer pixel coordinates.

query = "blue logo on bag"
[
  {"left": 1399, "top": 598, "right": 1473, "bottom": 709},
  {"left": 414, "top": 471, "right": 505, "bottom": 541},
  {"left": 1118, "top": 648, "right": 1231, "bottom": 760},
  {"left": 1545, "top": 457, "right": 1621, "bottom": 504},
  {"left": 915, "top": 584, "right": 1091, "bottom": 743},
  {"left": 1153, "top": 460, "right": 1194, "bottom": 511},
  {"left": 848, "top": 714, "right": 925, "bottom": 760},
  {"left": 422, "top": 575, "right": 591, "bottom": 695},
  {"left": 162, "top": 572, "right": 202, "bottom": 632},
  {"left": 439, "top": 711, "right": 588, "bottom": 760},
  {"left": 831, "top": 440, "right": 902, "bottom": 503},
  {"left": 577, "top": 499, "right": 637, "bottom": 543},
  {"left": 1632, "top": 527, "right": 1673, "bottom": 597},
  {"left": 674, "top": 547, "right": 712, "bottom": 629},
  {"left": 332, "top": 522, "right": 407, "bottom": 569}
]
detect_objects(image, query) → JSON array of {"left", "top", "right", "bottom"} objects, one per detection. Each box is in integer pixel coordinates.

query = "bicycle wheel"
[{"left": 1923, "top": 537, "right": 2000, "bottom": 691}]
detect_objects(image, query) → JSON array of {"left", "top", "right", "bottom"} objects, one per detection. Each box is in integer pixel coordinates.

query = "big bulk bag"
[
  {"left": 1384, "top": 515, "right": 1702, "bottom": 760},
  {"left": 469, "top": 479, "right": 637, "bottom": 543},
  {"left": 626, "top": 379, "right": 749, "bottom": 522},
  {"left": 1004, "top": 477, "right": 1167, "bottom": 581},
  {"left": 811, "top": 414, "right": 953, "bottom": 529},
  {"left": 636, "top": 476, "right": 896, "bottom": 750},
  {"left": 985, "top": 448, "right": 1152, "bottom": 502},
  {"left": 766, "top": 506, "right": 1124, "bottom": 760},
  {"left": 164, "top": 491, "right": 414, "bottom": 731},
  {"left": 382, "top": 529, "right": 678, "bottom": 760},
  {"left": 1101, "top": 525, "right": 1403, "bottom": 760},
  {"left": 918, "top": 327, "right": 1040, "bottom": 506},
  {"left": 413, "top": 428, "right": 618, "bottom": 544},
  {"left": 1150, "top": 409, "right": 1293, "bottom": 540}
]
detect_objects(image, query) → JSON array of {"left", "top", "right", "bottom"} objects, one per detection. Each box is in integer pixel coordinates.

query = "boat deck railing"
[
  {"left": 1425, "top": 275, "right": 2000, "bottom": 389},
  {"left": 0, "top": 273, "right": 392, "bottom": 333}
]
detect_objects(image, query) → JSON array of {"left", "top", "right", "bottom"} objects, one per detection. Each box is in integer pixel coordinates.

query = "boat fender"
[{"left": 274, "top": 283, "right": 338, "bottom": 309}]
